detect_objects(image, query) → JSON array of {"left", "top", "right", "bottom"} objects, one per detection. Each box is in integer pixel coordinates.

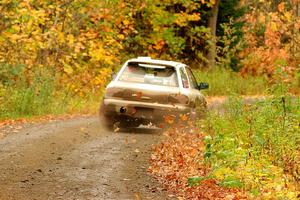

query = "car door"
[
  {"left": 178, "top": 66, "right": 197, "bottom": 108},
  {"left": 184, "top": 67, "right": 207, "bottom": 115}
]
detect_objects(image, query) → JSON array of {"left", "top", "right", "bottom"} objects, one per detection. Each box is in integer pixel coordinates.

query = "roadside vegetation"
[
  {"left": 0, "top": 66, "right": 101, "bottom": 119},
  {"left": 194, "top": 69, "right": 268, "bottom": 96},
  {"left": 203, "top": 93, "right": 299, "bottom": 199},
  {"left": 150, "top": 89, "right": 300, "bottom": 199}
]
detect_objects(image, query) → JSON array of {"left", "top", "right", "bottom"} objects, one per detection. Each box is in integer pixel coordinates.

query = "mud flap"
[{"left": 99, "top": 100, "right": 114, "bottom": 130}]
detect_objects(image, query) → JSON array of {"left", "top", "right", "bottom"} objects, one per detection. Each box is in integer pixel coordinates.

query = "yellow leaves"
[
  {"left": 117, "top": 34, "right": 125, "bottom": 40},
  {"left": 88, "top": 41, "right": 115, "bottom": 65},
  {"left": 91, "top": 68, "right": 112, "bottom": 89},
  {"left": 270, "top": 22, "right": 278, "bottom": 32},
  {"left": 198, "top": 0, "right": 215, "bottom": 6},
  {"left": 209, "top": 0, "right": 216, "bottom": 4},
  {"left": 284, "top": 12, "right": 292, "bottom": 23},
  {"left": 213, "top": 167, "right": 235, "bottom": 181},
  {"left": 188, "top": 13, "right": 201, "bottom": 21},
  {"left": 62, "top": 62, "right": 73, "bottom": 75},
  {"left": 84, "top": 31, "right": 98, "bottom": 40},
  {"left": 122, "top": 19, "right": 130, "bottom": 26},
  {"left": 57, "top": 31, "right": 65, "bottom": 43},
  {"left": 207, "top": 0, "right": 217, "bottom": 7},
  {"left": 74, "top": 42, "right": 84, "bottom": 53},
  {"left": 200, "top": 0, "right": 218, "bottom": 7},
  {"left": 0, "top": 0, "right": 124, "bottom": 100},
  {"left": 1, "top": 0, "right": 13, "bottom": 3},
  {"left": 174, "top": 12, "right": 200, "bottom": 27},
  {"left": 92, "top": 76, "right": 105, "bottom": 87},
  {"left": 66, "top": 34, "right": 75, "bottom": 46},
  {"left": 11, "top": 24, "right": 21, "bottom": 33},
  {"left": 234, "top": 160, "right": 300, "bottom": 199},
  {"left": 2, "top": 31, "right": 19, "bottom": 43},
  {"left": 89, "top": 46, "right": 106, "bottom": 61}
]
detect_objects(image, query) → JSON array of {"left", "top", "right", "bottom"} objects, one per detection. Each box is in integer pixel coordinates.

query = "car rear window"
[{"left": 118, "top": 62, "right": 178, "bottom": 87}]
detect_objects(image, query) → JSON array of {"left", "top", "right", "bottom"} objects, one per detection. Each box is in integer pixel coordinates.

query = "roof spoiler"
[{"left": 137, "top": 56, "right": 151, "bottom": 60}]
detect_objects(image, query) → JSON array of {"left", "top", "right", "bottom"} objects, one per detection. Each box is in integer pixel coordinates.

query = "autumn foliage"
[
  {"left": 150, "top": 94, "right": 299, "bottom": 199},
  {"left": 148, "top": 125, "right": 247, "bottom": 199},
  {"left": 239, "top": 1, "right": 300, "bottom": 84},
  {"left": 0, "top": 0, "right": 121, "bottom": 96},
  {"left": 1, "top": 0, "right": 298, "bottom": 109}
]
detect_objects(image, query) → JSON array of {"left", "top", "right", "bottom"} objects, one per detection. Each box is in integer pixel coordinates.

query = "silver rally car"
[{"left": 100, "top": 57, "right": 209, "bottom": 128}]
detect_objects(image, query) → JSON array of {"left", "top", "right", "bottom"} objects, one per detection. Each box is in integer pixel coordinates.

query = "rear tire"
[{"left": 118, "top": 119, "right": 141, "bottom": 129}]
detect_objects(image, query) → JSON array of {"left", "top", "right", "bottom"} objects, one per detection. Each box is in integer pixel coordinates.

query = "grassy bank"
[
  {"left": 193, "top": 69, "right": 268, "bottom": 96},
  {"left": 0, "top": 68, "right": 102, "bottom": 120},
  {"left": 149, "top": 92, "right": 300, "bottom": 199},
  {"left": 202, "top": 94, "right": 299, "bottom": 198}
]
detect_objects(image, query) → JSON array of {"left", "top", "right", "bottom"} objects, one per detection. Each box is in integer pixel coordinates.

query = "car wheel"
[{"left": 119, "top": 119, "right": 141, "bottom": 128}]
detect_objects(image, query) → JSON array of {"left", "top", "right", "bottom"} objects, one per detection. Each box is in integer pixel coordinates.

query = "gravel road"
[{"left": 0, "top": 117, "right": 169, "bottom": 200}]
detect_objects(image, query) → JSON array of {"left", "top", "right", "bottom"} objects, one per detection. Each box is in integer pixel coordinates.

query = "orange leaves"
[
  {"left": 179, "top": 114, "right": 188, "bottom": 122},
  {"left": 153, "top": 40, "right": 165, "bottom": 51},
  {"left": 148, "top": 126, "right": 247, "bottom": 199},
  {"left": 240, "top": 2, "right": 299, "bottom": 83},
  {"left": 164, "top": 115, "right": 176, "bottom": 124}
]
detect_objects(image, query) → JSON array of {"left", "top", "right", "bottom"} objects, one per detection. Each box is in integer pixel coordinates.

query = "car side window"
[
  {"left": 186, "top": 67, "right": 198, "bottom": 89},
  {"left": 179, "top": 68, "right": 189, "bottom": 88}
]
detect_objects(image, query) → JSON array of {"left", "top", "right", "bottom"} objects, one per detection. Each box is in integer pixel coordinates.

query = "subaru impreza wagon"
[{"left": 99, "top": 57, "right": 209, "bottom": 129}]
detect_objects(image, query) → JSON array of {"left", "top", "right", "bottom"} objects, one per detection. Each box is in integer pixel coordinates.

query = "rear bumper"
[{"left": 102, "top": 98, "right": 192, "bottom": 122}]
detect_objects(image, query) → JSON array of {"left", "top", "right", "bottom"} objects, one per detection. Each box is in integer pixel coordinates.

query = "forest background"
[{"left": 0, "top": 0, "right": 299, "bottom": 118}]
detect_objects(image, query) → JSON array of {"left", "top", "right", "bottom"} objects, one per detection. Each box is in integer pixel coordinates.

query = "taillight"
[{"left": 168, "top": 94, "right": 189, "bottom": 104}]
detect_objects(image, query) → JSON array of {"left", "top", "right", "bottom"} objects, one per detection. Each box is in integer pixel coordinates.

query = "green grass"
[
  {"left": 0, "top": 87, "right": 100, "bottom": 120},
  {"left": 200, "top": 94, "right": 300, "bottom": 198},
  {"left": 0, "top": 69, "right": 101, "bottom": 120},
  {"left": 193, "top": 69, "right": 268, "bottom": 96}
]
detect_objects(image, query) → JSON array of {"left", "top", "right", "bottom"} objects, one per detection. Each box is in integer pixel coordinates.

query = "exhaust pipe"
[{"left": 120, "top": 107, "right": 127, "bottom": 113}]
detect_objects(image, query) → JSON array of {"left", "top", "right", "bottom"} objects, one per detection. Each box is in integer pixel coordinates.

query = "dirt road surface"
[{"left": 0, "top": 117, "right": 169, "bottom": 200}]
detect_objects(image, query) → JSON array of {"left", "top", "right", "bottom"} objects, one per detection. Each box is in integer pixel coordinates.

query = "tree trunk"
[
  {"left": 296, "top": 2, "right": 300, "bottom": 16},
  {"left": 207, "top": 0, "right": 220, "bottom": 70}
]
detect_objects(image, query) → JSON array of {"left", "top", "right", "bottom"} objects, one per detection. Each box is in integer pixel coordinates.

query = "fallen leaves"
[
  {"left": 134, "top": 148, "right": 140, "bottom": 153},
  {"left": 80, "top": 127, "right": 87, "bottom": 133},
  {"left": 163, "top": 115, "right": 176, "bottom": 124},
  {"left": 148, "top": 125, "right": 247, "bottom": 199}
]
